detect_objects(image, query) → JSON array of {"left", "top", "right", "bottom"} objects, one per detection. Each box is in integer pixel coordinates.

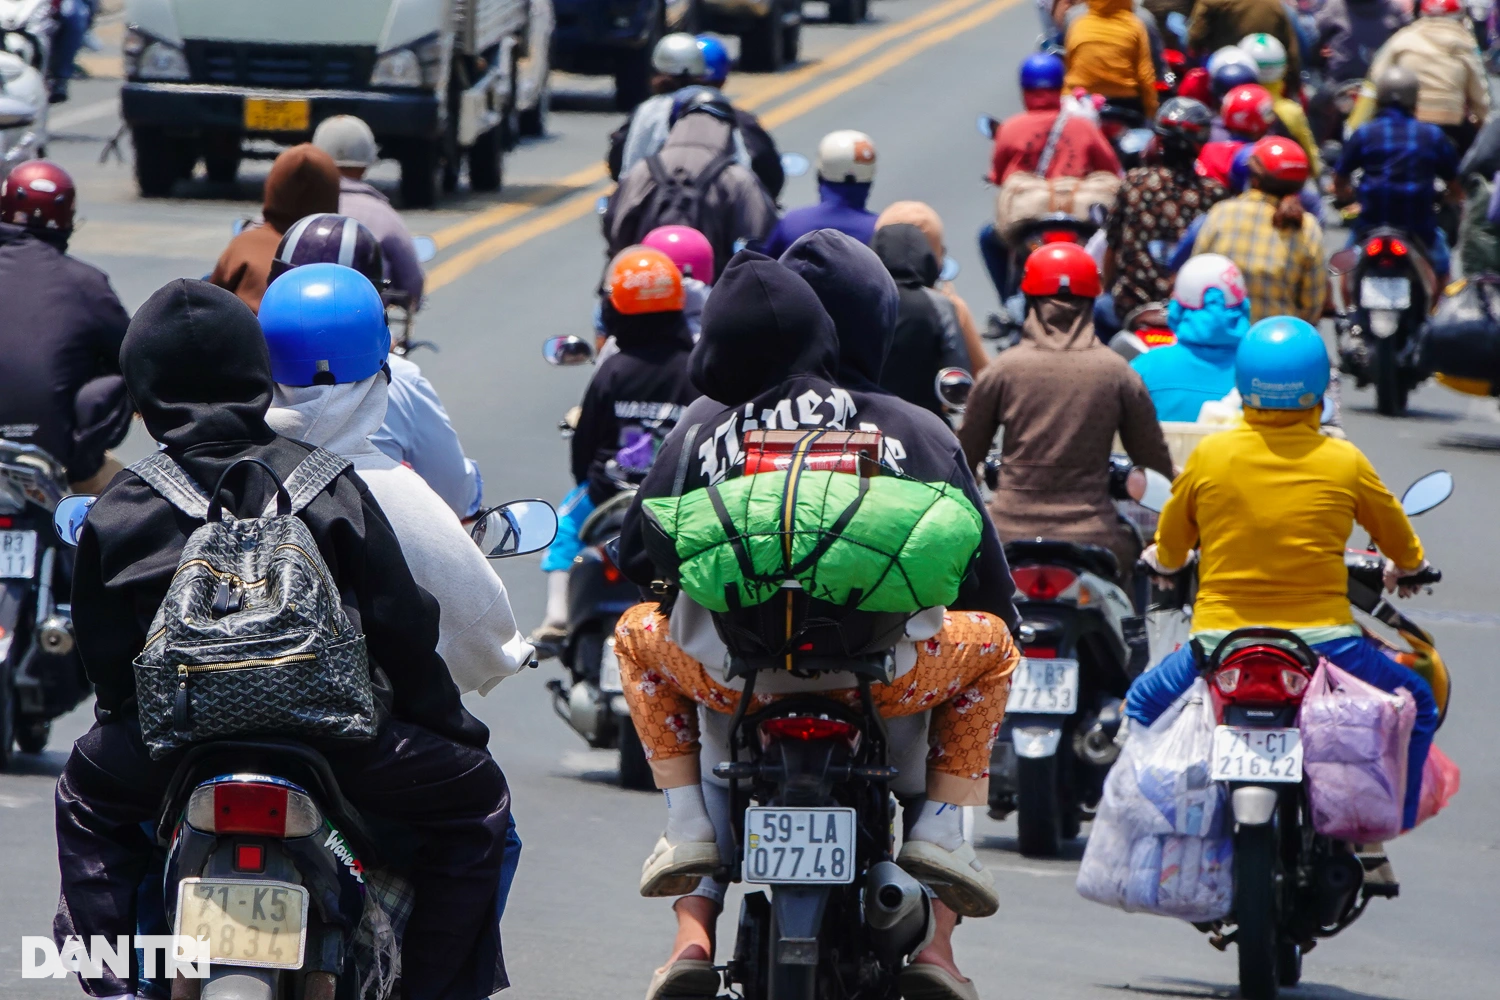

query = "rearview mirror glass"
[
  {"left": 596, "top": 195, "right": 609, "bottom": 216},
  {"left": 412, "top": 235, "right": 437, "bottom": 263},
  {"left": 976, "top": 114, "right": 998, "bottom": 140},
  {"left": 1401, "top": 470, "right": 1453, "bottom": 516},
  {"left": 935, "top": 367, "right": 973, "bottom": 412},
  {"left": 542, "top": 334, "right": 595, "bottom": 366},
  {"left": 1138, "top": 468, "right": 1174, "bottom": 512},
  {"left": 471, "top": 500, "right": 559, "bottom": 558},
  {"left": 1328, "top": 246, "right": 1359, "bottom": 276},
  {"left": 780, "top": 152, "right": 810, "bottom": 178},
  {"left": 230, "top": 217, "right": 250, "bottom": 236},
  {"left": 53, "top": 494, "right": 96, "bottom": 547},
  {"left": 939, "top": 255, "right": 961, "bottom": 282}
]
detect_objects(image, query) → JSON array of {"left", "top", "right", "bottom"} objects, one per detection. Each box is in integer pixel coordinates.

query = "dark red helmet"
[
  {"left": 270, "top": 213, "right": 386, "bottom": 289},
  {"left": 1, "top": 160, "right": 76, "bottom": 233},
  {"left": 1020, "top": 242, "right": 1101, "bottom": 298}
]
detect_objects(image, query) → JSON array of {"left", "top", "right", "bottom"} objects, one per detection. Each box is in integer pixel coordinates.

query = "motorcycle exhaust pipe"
[{"left": 864, "top": 860, "right": 933, "bottom": 961}]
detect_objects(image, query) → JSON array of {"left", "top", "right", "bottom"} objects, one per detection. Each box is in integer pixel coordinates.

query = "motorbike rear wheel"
[
  {"left": 1015, "top": 754, "right": 1061, "bottom": 857},
  {"left": 1373, "top": 338, "right": 1409, "bottom": 417},
  {"left": 0, "top": 666, "right": 15, "bottom": 772},
  {"left": 1234, "top": 821, "right": 1282, "bottom": 1000}
]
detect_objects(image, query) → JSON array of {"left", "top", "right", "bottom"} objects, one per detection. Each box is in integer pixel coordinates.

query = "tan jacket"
[
  {"left": 956, "top": 299, "right": 1173, "bottom": 573},
  {"left": 1366, "top": 17, "right": 1489, "bottom": 127}
]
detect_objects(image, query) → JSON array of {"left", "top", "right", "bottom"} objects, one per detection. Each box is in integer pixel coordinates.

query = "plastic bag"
[
  {"left": 1415, "top": 745, "right": 1461, "bottom": 827},
  {"left": 1298, "top": 659, "right": 1415, "bottom": 843},
  {"left": 1077, "top": 679, "right": 1233, "bottom": 922}
]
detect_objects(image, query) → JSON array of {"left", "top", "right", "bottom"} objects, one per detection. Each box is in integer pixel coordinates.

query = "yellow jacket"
[
  {"left": 1266, "top": 80, "right": 1321, "bottom": 176},
  {"left": 1155, "top": 407, "right": 1424, "bottom": 631},
  {"left": 1065, "top": 0, "right": 1159, "bottom": 116}
]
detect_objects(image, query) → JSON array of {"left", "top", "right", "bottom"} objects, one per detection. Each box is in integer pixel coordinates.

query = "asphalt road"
[{"left": 3, "top": 1, "right": 1500, "bottom": 997}]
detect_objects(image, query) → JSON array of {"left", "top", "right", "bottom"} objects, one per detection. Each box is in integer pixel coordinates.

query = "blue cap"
[
  {"left": 697, "top": 34, "right": 730, "bottom": 85},
  {"left": 1020, "top": 53, "right": 1065, "bottom": 92},
  {"left": 1212, "top": 62, "right": 1259, "bottom": 99},
  {"left": 260, "top": 263, "right": 388, "bottom": 387},
  {"left": 1236, "top": 316, "right": 1330, "bottom": 409}
]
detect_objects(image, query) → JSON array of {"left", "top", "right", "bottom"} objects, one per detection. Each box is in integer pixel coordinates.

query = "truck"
[
  {"left": 549, "top": 0, "right": 696, "bottom": 110},
  {"left": 120, "top": 0, "right": 554, "bottom": 207}
]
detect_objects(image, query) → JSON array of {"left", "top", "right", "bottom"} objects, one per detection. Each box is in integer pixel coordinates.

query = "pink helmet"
[{"left": 642, "top": 225, "right": 715, "bottom": 282}]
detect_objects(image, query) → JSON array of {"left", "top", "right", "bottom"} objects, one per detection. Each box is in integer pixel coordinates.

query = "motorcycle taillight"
[
  {"left": 759, "top": 716, "right": 861, "bottom": 750},
  {"left": 1364, "top": 237, "right": 1384, "bottom": 256},
  {"left": 1039, "top": 229, "right": 1077, "bottom": 245},
  {"left": 1011, "top": 565, "right": 1079, "bottom": 602},
  {"left": 1213, "top": 646, "right": 1313, "bottom": 705},
  {"left": 598, "top": 547, "right": 623, "bottom": 584},
  {"left": 1389, "top": 238, "right": 1408, "bottom": 257},
  {"left": 185, "top": 779, "right": 322, "bottom": 838}
]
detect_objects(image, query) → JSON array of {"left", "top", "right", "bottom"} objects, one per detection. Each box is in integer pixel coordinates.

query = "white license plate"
[
  {"left": 1005, "top": 657, "right": 1080, "bottom": 714},
  {"left": 599, "top": 636, "right": 622, "bottom": 694},
  {"left": 1360, "top": 276, "right": 1411, "bottom": 310},
  {"left": 174, "top": 878, "right": 308, "bottom": 970},
  {"left": 1211, "top": 726, "right": 1303, "bottom": 783},
  {"left": 0, "top": 529, "right": 36, "bottom": 579},
  {"left": 743, "top": 807, "right": 856, "bottom": 884}
]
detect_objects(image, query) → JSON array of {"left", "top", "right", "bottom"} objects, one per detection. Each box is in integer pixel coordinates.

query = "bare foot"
[
  {"left": 658, "top": 895, "right": 719, "bottom": 971},
  {"left": 911, "top": 900, "right": 970, "bottom": 983}
]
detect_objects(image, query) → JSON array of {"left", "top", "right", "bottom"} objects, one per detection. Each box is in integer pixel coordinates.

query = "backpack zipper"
[
  {"left": 172, "top": 653, "right": 319, "bottom": 734},
  {"left": 166, "top": 545, "right": 341, "bottom": 636}
]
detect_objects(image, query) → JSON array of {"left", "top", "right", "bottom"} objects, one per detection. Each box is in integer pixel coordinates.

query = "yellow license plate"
[
  {"left": 175, "top": 878, "right": 308, "bottom": 970},
  {"left": 243, "top": 98, "right": 310, "bottom": 133}
]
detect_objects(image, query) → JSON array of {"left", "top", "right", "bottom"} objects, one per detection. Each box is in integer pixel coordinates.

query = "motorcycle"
[
  {"left": 1107, "top": 301, "right": 1177, "bottom": 362},
  {"left": 1137, "top": 470, "right": 1451, "bottom": 1000},
  {"left": 1329, "top": 228, "right": 1438, "bottom": 416},
  {"left": 51, "top": 492, "right": 556, "bottom": 1000},
  {"left": 0, "top": 439, "right": 90, "bottom": 767},
  {"left": 0, "top": 47, "right": 44, "bottom": 177}
]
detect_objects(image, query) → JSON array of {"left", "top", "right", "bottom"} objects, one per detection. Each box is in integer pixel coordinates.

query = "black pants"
[{"left": 54, "top": 719, "right": 510, "bottom": 999}]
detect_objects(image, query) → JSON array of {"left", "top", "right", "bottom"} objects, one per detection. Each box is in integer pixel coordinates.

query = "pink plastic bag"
[
  {"left": 1297, "top": 659, "right": 1416, "bottom": 843},
  {"left": 1415, "top": 745, "right": 1461, "bottom": 827}
]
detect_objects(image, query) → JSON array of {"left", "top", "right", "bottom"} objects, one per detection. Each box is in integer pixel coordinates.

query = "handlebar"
[{"left": 1401, "top": 566, "right": 1443, "bottom": 587}]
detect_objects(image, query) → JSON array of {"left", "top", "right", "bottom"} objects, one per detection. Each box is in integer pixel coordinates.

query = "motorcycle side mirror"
[
  {"left": 939, "top": 256, "right": 961, "bottom": 282},
  {"left": 1401, "top": 470, "right": 1453, "bottom": 516},
  {"left": 542, "top": 334, "right": 595, "bottom": 366},
  {"left": 595, "top": 195, "right": 610, "bottom": 216},
  {"left": 1320, "top": 393, "right": 1337, "bottom": 425},
  {"left": 53, "top": 494, "right": 96, "bottom": 547},
  {"left": 0, "top": 96, "right": 35, "bottom": 128},
  {"left": 1328, "top": 246, "right": 1359, "bottom": 276},
  {"left": 471, "top": 499, "right": 559, "bottom": 558},
  {"left": 230, "top": 217, "right": 255, "bottom": 236},
  {"left": 935, "top": 367, "right": 973, "bottom": 412},
  {"left": 411, "top": 235, "right": 437, "bottom": 263},
  {"left": 1118, "top": 128, "right": 1154, "bottom": 156},
  {"left": 1137, "top": 468, "right": 1174, "bottom": 513},
  {"left": 780, "top": 152, "right": 810, "bottom": 178},
  {"left": 976, "top": 114, "right": 999, "bottom": 140}
]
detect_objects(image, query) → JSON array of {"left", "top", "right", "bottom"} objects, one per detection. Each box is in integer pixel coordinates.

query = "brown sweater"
[{"left": 957, "top": 298, "right": 1173, "bottom": 573}]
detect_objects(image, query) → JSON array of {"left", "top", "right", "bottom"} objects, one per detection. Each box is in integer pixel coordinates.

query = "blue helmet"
[
  {"left": 697, "top": 34, "right": 730, "bottom": 86},
  {"left": 1020, "top": 53, "right": 1065, "bottom": 92},
  {"left": 260, "top": 263, "right": 389, "bottom": 387},
  {"left": 1235, "top": 316, "right": 1330, "bottom": 409},
  {"left": 1211, "top": 61, "right": 1260, "bottom": 99}
]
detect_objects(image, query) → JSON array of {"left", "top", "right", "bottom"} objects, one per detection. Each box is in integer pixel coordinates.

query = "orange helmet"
[{"left": 605, "top": 246, "right": 685, "bottom": 314}]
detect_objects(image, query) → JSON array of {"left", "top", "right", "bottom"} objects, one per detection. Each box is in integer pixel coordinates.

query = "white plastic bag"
[{"left": 1077, "top": 679, "right": 1233, "bottom": 922}]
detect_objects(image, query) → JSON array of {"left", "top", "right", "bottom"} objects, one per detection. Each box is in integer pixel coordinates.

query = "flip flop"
[
  {"left": 644, "top": 958, "right": 720, "bottom": 1000},
  {"left": 640, "top": 835, "right": 719, "bottom": 897},
  {"left": 896, "top": 840, "right": 999, "bottom": 918},
  {"left": 898, "top": 962, "right": 980, "bottom": 1000}
]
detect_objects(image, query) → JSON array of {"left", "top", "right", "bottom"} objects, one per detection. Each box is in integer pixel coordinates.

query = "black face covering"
[
  {"left": 689, "top": 250, "right": 839, "bottom": 405},
  {"left": 779, "top": 228, "right": 900, "bottom": 388}
]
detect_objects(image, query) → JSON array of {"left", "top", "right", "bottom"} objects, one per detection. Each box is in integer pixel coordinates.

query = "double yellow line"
[{"left": 426, "top": 0, "right": 1022, "bottom": 293}]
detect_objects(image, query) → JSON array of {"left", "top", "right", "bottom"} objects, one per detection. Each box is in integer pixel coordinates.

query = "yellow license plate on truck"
[
  {"left": 175, "top": 878, "right": 308, "bottom": 970},
  {"left": 243, "top": 98, "right": 309, "bottom": 132}
]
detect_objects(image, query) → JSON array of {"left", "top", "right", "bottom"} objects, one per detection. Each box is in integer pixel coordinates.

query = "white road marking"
[
  {"left": 49, "top": 96, "right": 118, "bottom": 131},
  {"left": 0, "top": 792, "right": 40, "bottom": 809}
]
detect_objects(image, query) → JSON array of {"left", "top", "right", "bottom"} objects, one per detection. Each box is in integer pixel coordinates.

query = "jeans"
[
  {"left": 48, "top": 0, "right": 94, "bottom": 96},
  {"left": 1125, "top": 635, "right": 1437, "bottom": 830},
  {"left": 1094, "top": 292, "right": 1120, "bottom": 343}
]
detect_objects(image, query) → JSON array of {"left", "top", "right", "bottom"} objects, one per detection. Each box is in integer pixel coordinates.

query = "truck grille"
[{"left": 183, "top": 41, "right": 376, "bottom": 89}]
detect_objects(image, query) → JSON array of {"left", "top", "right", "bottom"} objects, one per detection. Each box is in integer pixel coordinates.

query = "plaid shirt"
[
  {"left": 1192, "top": 190, "right": 1327, "bottom": 324},
  {"left": 1336, "top": 108, "right": 1457, "bottom": 247}
]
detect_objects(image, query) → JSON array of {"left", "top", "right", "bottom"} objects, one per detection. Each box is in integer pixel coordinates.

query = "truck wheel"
[
  {"left": 782, "top": 19, "right": 801, "bottom": 65},
  {"left": 518, "top": 81, "right": 550, "bottom": 137},
  {"left": 828, "top": 0, "right": 859, "bottom": 24},
  {"left": 615, "top": 42, "right": 654, "bottom": 110},
  {"left": 740, "top": 0, "right": 785, "bottom": 72},
  {"left": 132, "top": 126, "right": 189, "bottom": 198},
  {"left": 204, "top": 149, "right": 241, "bottom": 184},
  {"left": 468, "top": 126, "right": 505, "bottom": 192},
  {"left": 399, "top": 143, "right": 442, "bottom": 208},
  {"left": 617, "top": 714, "right": 654, "bottom": 790}
]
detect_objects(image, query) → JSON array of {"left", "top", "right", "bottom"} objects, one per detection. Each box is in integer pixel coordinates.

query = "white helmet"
[
  {"left": 652, "top": 33, "right": 706, "bottom": 78},
  {"left": 1172, "top": 254, "right": 1248, "bottom": 310},
  {"left": 1206, "top": 45, "right": 1257, "bottom": 80},
  {"left": 312, "top": 115, "right": 377, "bottom": 169},
  {"left": 1238, "top": 33, "right": 1287, "bottom": 84},
  {"left": 816, "top": 130, "right": 877, "bottom": 184}
]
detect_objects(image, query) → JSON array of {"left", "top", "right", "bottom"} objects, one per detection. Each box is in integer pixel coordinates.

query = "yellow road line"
[
  {"left": 427, "top": 0, "right": 1020, "bottom": 292},
  {"left": 432, "top": 163, "right": 607, "bottom": 248}
]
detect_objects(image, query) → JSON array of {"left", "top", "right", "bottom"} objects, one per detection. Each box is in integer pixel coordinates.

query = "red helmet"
[
  {"left": 0, "top": 160, "right": 76, "bottom": 233},
  {"left": 1420, "top": 0, "right": 1462, "bottom": 14},
  {"left": 1019, "top": 242, "right": 1101, "bottom": 298},
  {"left": 1220, "top": 84, "right": 1275, "bottom": 139},
  {"left": 1249, "top": 136, "right": 1310, "bottom": 185}
]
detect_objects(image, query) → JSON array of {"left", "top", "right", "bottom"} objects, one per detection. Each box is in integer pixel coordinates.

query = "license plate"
[
  {"left": 599, "top": 636, "right": 622, "bottom": 694},
  {"left": 743, "top": 807, "right": 856, "bottom": 884},
  {"left": 0, "top": 529, "right": 36, "bottom": 579},
  {"left": 1211, "top": 726, "right": 1303, "bottom": 783},
  {"left": 243, "top": 98, "right": 310, "bottom": 133},
  {"left": 1360, "top": 276, "right": 1411, "bottom": 310},
  {"left": 174, "top": 878, "right": 308, "bottom": 970},
  {"left": 1005, "top": 657, "right": 1079, "bottom": 714}
]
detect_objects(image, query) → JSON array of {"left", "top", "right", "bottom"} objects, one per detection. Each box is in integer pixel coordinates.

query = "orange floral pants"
[{"left": 613, "top": 602, "right": 1019, "bottom": 806}]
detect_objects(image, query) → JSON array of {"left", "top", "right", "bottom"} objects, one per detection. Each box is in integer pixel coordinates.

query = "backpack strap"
[
  {"left": 644, "top": 153, "right": 670, "bottom": 189},
  {"left": 128, "top": 451, "right": 213, "bottom": 521},
  {"left": 694, "top": 153, "right": 736, "bottom": 192},
  {"left": 670, "top": 423, "right": 703, "bottom": 498},
  {"left": 267, "top": 447, "right": 353, "bottom": 517}
]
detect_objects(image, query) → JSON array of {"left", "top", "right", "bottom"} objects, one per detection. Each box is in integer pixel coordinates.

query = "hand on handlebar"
[
  {"left": 1139, "top": 544, "right": 1194, "bottom": 587},
  {"left": 1383, "top": 558, "right": 1440, "bottom": 598}
]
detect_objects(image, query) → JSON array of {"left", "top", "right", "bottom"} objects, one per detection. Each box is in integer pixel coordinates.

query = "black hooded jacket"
[
  {"left": 574, "top": 305, "right": 701, "bottom": 505},
  {"left": 72, "top": 280, "right": 488, "bottom": 749},
  {"left": 871, "top": 223, "right": 970, "bottom": 416},
  {"left": 617, "top": 248, "right": 1017, "bottom": 626},
  {"left": 0, "top": 223, "right": 132, "bottom": 481}
]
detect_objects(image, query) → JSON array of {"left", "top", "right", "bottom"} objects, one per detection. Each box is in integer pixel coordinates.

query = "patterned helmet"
[{"left": 271, "top": 213, "right": 386, "bottom": 289}]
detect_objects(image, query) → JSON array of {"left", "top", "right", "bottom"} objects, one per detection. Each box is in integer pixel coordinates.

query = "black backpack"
[{"left": 619, "top": 152, "right": 737, "bottom": 253}]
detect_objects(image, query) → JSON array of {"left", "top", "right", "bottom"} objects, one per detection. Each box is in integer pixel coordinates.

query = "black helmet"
[
  {"left": 1375, "top": 66, "right": 1419, "bottom": 112},
  {"left": 270, "top": 213, "right": 386, "bottom": 290},
  {"left": 1153, "top": 97, "right": 1214, "bottom": 150},
  {"left": 669, "top": 85, "right": 735, "bottom": 127}
]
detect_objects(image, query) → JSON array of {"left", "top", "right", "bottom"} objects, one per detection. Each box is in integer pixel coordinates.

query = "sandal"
[
  {"left": 644, "top": 958, "right": 720, "bottom": 1000},
  {"left": 896, "top": 839, "right": 998, "bottom": 918},
  {"left": 640, "top": 835, "right": 719, "bottom": 897}
]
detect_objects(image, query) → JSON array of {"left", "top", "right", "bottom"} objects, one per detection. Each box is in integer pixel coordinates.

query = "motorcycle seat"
[{"left": 1004, "top": 539, "right": 1120, "bottom": 582}]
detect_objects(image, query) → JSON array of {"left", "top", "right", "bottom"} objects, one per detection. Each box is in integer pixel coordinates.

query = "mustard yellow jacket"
[
  {"left": 1065, "top": 0, "right": 1159, "bottom": 116},
  {"left": 1155, "top": 407, "right": 1424, "bottom": 631}
]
